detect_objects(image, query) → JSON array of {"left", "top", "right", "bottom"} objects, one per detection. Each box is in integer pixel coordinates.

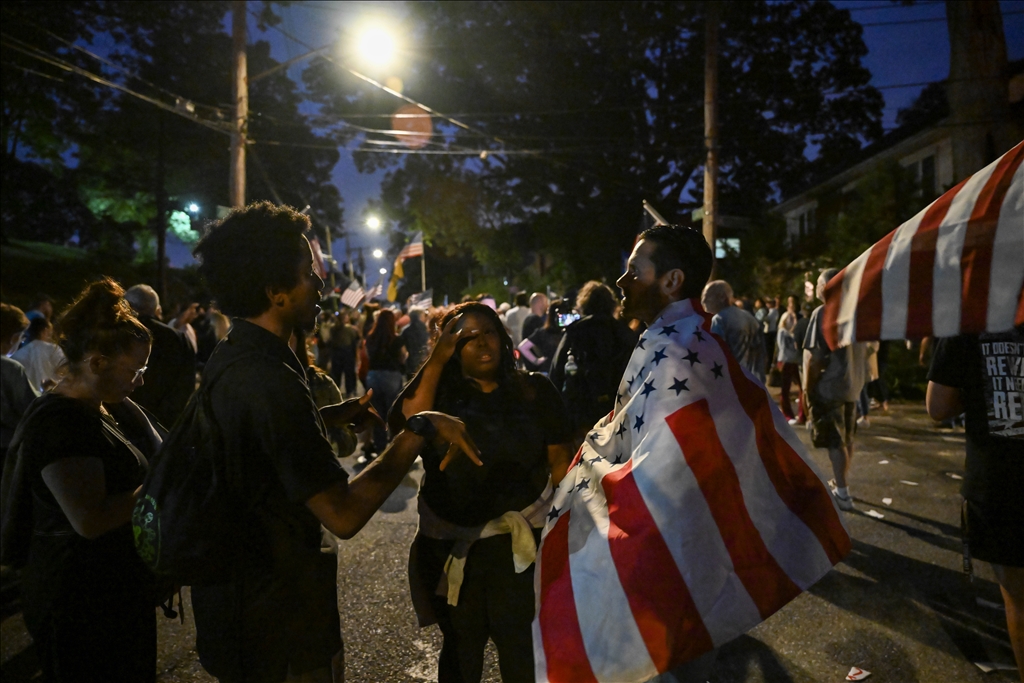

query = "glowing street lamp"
[
  {"left": 188, "top": 203, "right": 199, "bottom": 213},
  {"left": 372, "top": 248, "right": 384, "bottom": 259},
  {"left": 379, "top": 267, "right": 388, "bottom": 275},
  {"left": 355, "top": 24, "right": 397, "bottom": 68},
  {"left": 366, "top": 215, "right": 381, "bottom": 230}
]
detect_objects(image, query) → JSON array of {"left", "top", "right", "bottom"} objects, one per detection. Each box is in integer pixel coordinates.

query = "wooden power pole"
[
  {"left": 229, "top": 0, "right": 247, "bottom": 208},
  {"left": 703, "top": 1, "right": 720, "bottom": 257}
]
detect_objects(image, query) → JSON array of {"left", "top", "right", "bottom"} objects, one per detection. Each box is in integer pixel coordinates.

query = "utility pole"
[
  {"left": 703, "top": 1, "right": 720, "bottom": 260},
  {"left": 229, "top": 0, "right": 247, "bottom": 208},
  {"left": 155, "top": 113, "right": 168, "bottom": 305}
]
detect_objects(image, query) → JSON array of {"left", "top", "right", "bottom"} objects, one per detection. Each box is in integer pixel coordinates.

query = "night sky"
[{"left": 166, "top": 0, "right": 1024, "bottom": 267}]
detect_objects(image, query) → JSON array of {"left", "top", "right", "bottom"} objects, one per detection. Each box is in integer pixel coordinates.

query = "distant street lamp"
[
  {"left": 188, "top": 203, "right": 199, "bottom": 213},
  {"left": 366, "top": 215, "right": 382, "bottom": 230},
  {"left": 372, "top": 248, "right": 384, "bottom": 259},
  {"left": 379, "top": 267, "right": 388, "bottom": 275}
]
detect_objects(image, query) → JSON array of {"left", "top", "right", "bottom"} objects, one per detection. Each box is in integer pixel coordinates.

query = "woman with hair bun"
[{"left": 12, "top": 277, "right": 157, "bottom": 682}]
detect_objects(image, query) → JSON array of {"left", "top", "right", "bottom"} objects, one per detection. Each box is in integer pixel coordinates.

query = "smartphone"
[{"left": 557, "top": 311, "right": 581, "bottom": 328}]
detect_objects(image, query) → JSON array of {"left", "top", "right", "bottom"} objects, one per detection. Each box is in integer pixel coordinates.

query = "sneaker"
[{"left": 829, "top": 480, "right": 855, "bottom": 511}]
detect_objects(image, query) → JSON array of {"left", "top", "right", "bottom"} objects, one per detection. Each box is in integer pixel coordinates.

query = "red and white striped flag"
[
  {"left": 533, "top": 299, "right": 850, "bottom": 682},
  {"left": 340, "top": 280, "right": 365, "bottom": 309},
  {"left": 823, "top": 140, "right": 1023, "bottom": 350},
  {"left": 309, "top": 236, "right": 328, "bottom": 280},
  {"left": 398, "top": 231, "right": 424, "bottom": 260}
]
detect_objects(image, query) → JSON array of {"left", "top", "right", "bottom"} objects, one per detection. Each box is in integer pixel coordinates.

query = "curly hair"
[
  {"left": 575, "top": 281, "right": 618, "bottom": 317},
  {"left": 193, "top": 201, "right": 312, "bottom": 318},
  {"left": 56, "top": 277, "right": 151, "bottom": 368}
]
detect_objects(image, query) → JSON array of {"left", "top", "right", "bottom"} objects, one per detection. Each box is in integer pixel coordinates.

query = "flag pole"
[{"left": 421, "top": 254, "right": 426, "bottom": 292}]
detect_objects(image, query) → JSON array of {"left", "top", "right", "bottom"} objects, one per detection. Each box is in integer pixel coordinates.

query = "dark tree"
[{"left": 304, "top": 0, "right": 883, "bottom": 289}]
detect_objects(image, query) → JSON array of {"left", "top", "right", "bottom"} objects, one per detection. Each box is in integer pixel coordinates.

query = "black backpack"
[
  {"left": 560, "top": 316, "right": 636, "bottom": 433},
  {"left": 132, "top": 353, "right": 251, "bottom": 586}
]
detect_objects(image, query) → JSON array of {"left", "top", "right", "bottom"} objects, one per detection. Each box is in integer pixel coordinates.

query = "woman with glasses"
[{"left": 9, "top": 277, "right": 158, "bottom": 682}]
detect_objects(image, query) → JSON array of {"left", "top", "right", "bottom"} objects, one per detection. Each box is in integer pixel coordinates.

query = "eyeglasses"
[{"left": 132, "top": 365, "right": 148, "bottom": 382}]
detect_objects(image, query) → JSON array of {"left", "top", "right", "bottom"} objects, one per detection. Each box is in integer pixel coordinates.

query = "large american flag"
[
  {"left": 822, "top": 140, "right": 1023, "bottom": 350},
  {"left": 533, "top": 299, "right": 850, "bottom": 682},
  {"left": 397, "top": 231, "right": 425, "bottom": 260}
]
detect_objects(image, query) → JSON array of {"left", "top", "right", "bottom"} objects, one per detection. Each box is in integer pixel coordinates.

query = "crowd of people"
[{"left": 0, "top": 201, "right": 1019, "bottom": 683}]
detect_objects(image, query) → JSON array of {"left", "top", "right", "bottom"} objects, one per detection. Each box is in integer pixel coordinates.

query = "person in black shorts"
[{"left": 928, "top": 325, "right": 1023, "bottom": 679}]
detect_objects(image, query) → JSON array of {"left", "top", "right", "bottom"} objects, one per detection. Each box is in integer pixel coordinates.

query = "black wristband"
[{"left": 406, "top": 414, "right": 437, "bottom": 440}]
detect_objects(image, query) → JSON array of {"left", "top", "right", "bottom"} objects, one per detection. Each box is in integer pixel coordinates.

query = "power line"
[
  {"left": 5, "top": 10, "right": 231, "bottom": 120},
  {"left": 859, "top": 9, "right": 1023, "bottom": 27},
  {"left": 0, "top": 33, "right": 234, "bottom": 137},
  {"left": 252, "top": 10, "right": 510, "bottom": 151}
]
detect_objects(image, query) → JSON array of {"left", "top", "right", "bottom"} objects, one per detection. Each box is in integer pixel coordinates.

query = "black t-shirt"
[
  {"left": 20, "top": 394, "right": 152, "bottom": 631},
  {"left": 367, "top": 335, "right": 407, "bottom": 372},
  {"left": 190, "top": 319, "right": 348, "bottom": 681},
  {"left": 422, "top": 372, "right": 570, "bottom": 527},
  {"left": 131, "top": 315, "right": 196, "bottom": 429},
  {"left": 928, "top": 326, "right": 1024, "bottom": 511},
  {"left": 525, "top": 326, "right": 563, "bottom": 373},
  {"left": 521, "top": 313, "right": 544, "bottom": 342}
]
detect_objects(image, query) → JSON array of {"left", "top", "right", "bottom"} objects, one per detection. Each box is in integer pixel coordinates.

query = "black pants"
[
  {"left": 330, "top": 348, "right": 357, "bottom": 396},
  {"left": 415, "top": 532, "right": 539, "bottom": 683}
]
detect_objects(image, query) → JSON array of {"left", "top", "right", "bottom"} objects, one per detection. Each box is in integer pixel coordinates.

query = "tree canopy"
[
  {"left": 1, "top": 1, "right": 343, "bottom": 256},
  {"left": 305, "top": 0, "right": 884, "bottom": 291}
]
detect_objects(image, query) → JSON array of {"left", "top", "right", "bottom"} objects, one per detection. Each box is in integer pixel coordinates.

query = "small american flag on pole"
[
  {"left": 366, "top": 278, "right": 385, "bottom": 301},
  {"left": 397, "top": 231, "right": 425, "bottom": 260},
  {"left": 340, "top": 280, "right": 365, "bottom": 309},
  {"left": 533, "top": 299, "right": 849, "bottom": 682}
]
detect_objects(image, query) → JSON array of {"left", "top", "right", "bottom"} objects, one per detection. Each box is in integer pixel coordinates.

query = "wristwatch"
[{"left": 406, "top": 414, "right": 437, "bottom": 440}]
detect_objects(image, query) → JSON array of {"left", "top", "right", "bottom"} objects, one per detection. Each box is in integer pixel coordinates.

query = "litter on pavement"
[
  {"left": 865, "top": 510, "right": 885, "bottom": 519},
  {"left": 878, "top": 459, "right": 889, "bottom": 464},
  {"left": 882, "top": 498, "right": 892, "bottom": 506},
  {"left": 973, "top": 661, "right": 1017, "bottom": 674},
  {"left": 946, "top": 472, "right": 963, "bottom": 480},
  {"left": 846, "top": 666, "right": 872, "bottom": 680},
  {"left": 976, "top": 597, "right": 1006, "bottom": 611},
  {"left": 899, "top": 480, "right": 919, "bottom": 486}
]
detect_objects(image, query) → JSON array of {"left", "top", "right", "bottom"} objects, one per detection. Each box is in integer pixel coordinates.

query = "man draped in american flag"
[{"left": 533, "top": 225, "right": 851, "bottom": 683}]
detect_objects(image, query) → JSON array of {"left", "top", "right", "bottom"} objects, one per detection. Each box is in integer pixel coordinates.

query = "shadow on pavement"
[
  {"left": 811, "top": 540, "right": 1015, "bottom": 676},
  {"left": 709, "top": 634, "right": 806, "bottom": 683}
]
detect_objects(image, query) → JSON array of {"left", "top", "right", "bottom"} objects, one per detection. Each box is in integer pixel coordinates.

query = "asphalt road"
[{"left": 1, "top": 400, "right": 1018, "bottom": 682}]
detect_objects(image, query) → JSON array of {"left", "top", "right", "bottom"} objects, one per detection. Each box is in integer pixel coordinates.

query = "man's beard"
[{"left": 621, "top": 285, "right": 665, "bottom": 324}]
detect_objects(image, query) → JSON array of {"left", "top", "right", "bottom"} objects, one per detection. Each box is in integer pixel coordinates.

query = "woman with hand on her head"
[
  {"left": 9, "top": 278, "right": 157, "bottom": 682},
  {"left": 394, "top": 302, "right": 574, "bottom": 683}
]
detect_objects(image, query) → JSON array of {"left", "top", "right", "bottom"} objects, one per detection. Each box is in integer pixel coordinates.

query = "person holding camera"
[{"left": 549, "top": 281, "right": 639, "bottom": 445}]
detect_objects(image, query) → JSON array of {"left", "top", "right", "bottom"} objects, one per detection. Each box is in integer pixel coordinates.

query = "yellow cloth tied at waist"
[{"left": 418, "top": 482, "right": 553, "bottom": 607}]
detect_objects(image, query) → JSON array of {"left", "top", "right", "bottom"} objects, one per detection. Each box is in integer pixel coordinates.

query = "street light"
[
  {"left": 372, "top": 248, "right": 384, "bottom": 259},
  {"left": 188, "top": 203, "right": 199, "bottom": 213},
  {"left": 355, "top": 24, "right": 398, "bottom": 68},
  {"left": 379, "top": 267, "right": 388, "bottom": 275},
  {"left": 366, "top": 216, "right": 381, "bottom": 230}
]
